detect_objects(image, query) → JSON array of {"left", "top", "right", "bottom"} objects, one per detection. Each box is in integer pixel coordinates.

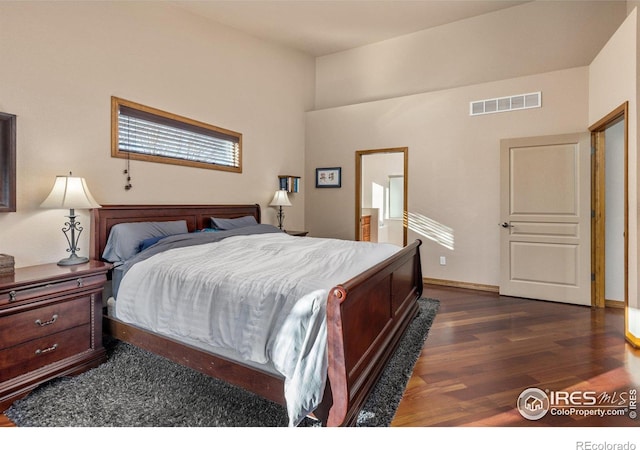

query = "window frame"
[{"left": 111, "top": 96, "right": 242, "bottom": 173}]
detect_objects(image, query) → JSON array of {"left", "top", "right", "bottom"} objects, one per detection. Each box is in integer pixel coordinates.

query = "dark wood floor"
[
  {"left": 2, "top": 284, "right": 638, "bottom": 428},
  {"left": 391, "top": 284, "right": 640, "bottom": 427}
]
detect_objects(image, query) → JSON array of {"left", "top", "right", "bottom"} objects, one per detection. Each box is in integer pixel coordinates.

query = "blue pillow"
[
  {"left": 138, "top": 235, "right": 165, "bottom": 252},
  {"left": 102, "top": 220, "right": 189, "bottom": 262},
  {"left": 210, "top": 215, "right": 258, "bottom": 230}
]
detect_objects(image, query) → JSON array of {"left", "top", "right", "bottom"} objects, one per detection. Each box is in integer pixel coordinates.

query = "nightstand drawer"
[
  {"left": 0, "top": 274, "right": 105, "bottom": 307},
  {"left": 0, "top": 296, "right": 90, "bottom": 350},
  {"left": 0, "top": 261, "right": 109, "bottom": 410},
  {"left": 0, "top": 324, "right": 91, "bottom": 383}
]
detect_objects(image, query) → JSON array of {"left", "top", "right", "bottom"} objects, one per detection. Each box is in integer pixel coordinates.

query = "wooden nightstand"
[
  {"left": 285, "top": 230, "right": 308, "bottom": 237},
  {"left": 0, "top": 260, "right": 110, "bottom": 409}
]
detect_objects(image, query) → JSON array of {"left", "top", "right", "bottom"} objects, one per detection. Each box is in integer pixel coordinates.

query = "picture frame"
[
  {"left": 316, "top": 167, "right": 341, "bottom": 188},
  {"left": 0, "top": 112, "right": 17, "bottom": 213}
]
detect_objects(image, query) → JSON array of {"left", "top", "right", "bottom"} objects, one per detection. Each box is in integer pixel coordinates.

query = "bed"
[{"left": 90, "top": 204, "right": 423, "bottom": 427}]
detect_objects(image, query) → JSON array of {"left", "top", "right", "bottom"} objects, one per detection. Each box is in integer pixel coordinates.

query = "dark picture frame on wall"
[
  {"left": 316, "top": 167, "right": 341, "bottom": 188},
  {"left": 0, "top": 112, "right": 16, "bottom": 213}
]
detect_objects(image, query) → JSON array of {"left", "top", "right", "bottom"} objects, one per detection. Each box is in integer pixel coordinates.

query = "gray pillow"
[
  {"left": 211, "top": 215, "right": 258, "bottom": 230},
  {"left": 102, "top": 220, "right": 188, "bottom": 262}
]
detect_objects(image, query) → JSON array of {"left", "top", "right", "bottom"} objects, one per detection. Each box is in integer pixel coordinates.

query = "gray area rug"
[{"left": 5, "top": 298, "right": 439, "bottom": 427}]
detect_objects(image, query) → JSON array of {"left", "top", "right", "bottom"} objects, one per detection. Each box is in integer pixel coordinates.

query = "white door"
[{"left": 500, "top": 133, "right": 591, "bottom": 305}]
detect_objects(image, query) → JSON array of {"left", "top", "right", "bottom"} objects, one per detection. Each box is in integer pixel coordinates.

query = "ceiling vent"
[{"left": 470, "top": 91, "right": 541, "bottom": 116}]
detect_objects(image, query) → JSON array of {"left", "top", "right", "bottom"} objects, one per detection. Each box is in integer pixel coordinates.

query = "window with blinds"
[{"left": 111, "top": 97, "right": 242, "bottom": 173}]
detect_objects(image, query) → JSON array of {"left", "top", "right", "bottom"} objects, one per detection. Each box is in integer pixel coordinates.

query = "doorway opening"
[
  {"left": 355, "top": 148, "right": 408, "bottom": 246},
  {"left": 589, "top": 102, "right": 628, "bottom": 311}
]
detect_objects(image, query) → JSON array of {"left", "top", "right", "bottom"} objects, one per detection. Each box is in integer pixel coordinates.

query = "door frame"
[
  {"left": 589, "top": 102, "right": 629, "bottom": 310},
  {"left": 355, "top": 148, "right": 408, "bottom": 246}
]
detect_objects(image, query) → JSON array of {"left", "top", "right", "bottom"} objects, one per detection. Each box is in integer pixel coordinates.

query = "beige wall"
[
  {"left": 307, "top": 2, "right": 640, "bottom": 336},
  {"left": 1, "top": 0, "right": 635, "bottom": 316},
  {"left": 306, "top": 67, "right": 589, "bottom": 287},
  {"left": 315, "top": 1, "right": 626, "bottom": 109},
  {"left": 0, "top": 1, "right": 314, "bottom": 267},
  {"left": 589, "top": 8, "right": 639, "bottom": 340}
]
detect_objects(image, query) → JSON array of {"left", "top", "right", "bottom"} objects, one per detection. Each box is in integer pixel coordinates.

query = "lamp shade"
[
  {"left": 40, "top": 174, "right": 101, "bottom": 210},
  {"left": 269, "top": 189, "right": 291, "bottom": 207}
]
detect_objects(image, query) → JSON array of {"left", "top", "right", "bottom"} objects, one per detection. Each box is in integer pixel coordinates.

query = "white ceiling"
[{"left": 172, "top": 0, "right": 531, "bottom": 56}]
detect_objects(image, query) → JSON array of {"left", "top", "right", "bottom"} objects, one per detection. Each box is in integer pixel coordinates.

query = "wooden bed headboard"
[{"left": 90, "top": 204, "right": 261, "bottom": 261}]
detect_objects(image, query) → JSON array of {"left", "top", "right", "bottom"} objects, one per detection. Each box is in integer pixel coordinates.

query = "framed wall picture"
[
  {"left": 0, "top": 112, "right": 17, "bottom": 213},
  {"left": 316, "top": 167, "right": 341, "bottom": 188}
]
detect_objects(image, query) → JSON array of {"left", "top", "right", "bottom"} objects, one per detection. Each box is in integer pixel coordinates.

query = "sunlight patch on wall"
[{"left": 407, "top": 211, "right": 454, "bottom": 250}]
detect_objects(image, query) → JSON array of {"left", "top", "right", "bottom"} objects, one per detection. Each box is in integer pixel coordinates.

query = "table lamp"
[
  {"left": 40, "top": 172, "right": 101, "bottom": 266},
  {"left": 269, "top": 189, "right": 291, "bottom": 230}
]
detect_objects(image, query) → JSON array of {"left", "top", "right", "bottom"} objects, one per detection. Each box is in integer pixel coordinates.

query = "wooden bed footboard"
[{"left": 324, "top": 239, "right": 423, "bottom": 426}]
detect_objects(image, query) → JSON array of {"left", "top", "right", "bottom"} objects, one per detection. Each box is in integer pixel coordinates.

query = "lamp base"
[{"left": 57, "top": 254, "right": 89, "bottom": 266}]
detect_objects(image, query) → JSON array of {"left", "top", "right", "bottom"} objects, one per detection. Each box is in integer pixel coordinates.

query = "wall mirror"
[{"left": 0, "top": 112, "right": 16, "bottom": 213}]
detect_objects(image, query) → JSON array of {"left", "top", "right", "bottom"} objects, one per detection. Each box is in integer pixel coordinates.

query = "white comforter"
[{"left": 114, "top": 232, "right": 401, "bottom": 426}]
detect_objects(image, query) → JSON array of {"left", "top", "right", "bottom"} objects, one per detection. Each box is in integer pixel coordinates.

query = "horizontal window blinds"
[{"left": 113, "top": 98, "right": 242, "bottom": 172}]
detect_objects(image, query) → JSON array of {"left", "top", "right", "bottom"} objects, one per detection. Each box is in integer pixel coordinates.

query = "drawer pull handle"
[
  {"left": 77, "top": 278, "right": 83, "bottom": 287},
  {"left": 35, "top": 314, "right": 58, "bottom": 327},
  {"left": 9, "top": 291, "right": 16, "bottom": 302},
  {"left": 35, "top": 343, "right": 58, "bottom": 355}
]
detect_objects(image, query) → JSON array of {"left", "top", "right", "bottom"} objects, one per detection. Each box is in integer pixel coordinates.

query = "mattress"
[{"left": 111, "top": 227, "right": 401, "bottom": 425}]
